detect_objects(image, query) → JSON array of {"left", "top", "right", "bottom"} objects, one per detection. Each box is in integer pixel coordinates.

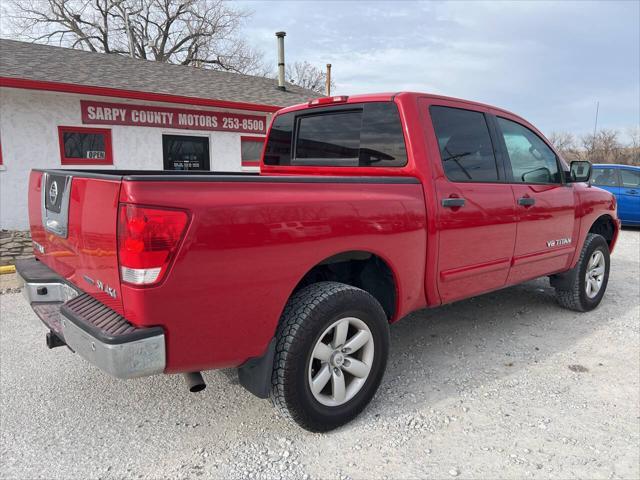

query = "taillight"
[{"left": 117, "top": 204, "right": 189, "bottom": 285}]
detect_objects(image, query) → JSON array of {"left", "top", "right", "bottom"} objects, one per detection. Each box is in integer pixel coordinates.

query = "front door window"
[
  {"left": 496, "top": 117, "right": 560, "bottom": 184},
  {"left": 592, "top": 168, "right": 621, "bottom": 187}
]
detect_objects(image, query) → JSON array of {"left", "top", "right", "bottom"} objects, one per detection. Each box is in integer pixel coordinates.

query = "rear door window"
[
  {"left": 592, "top": 168, "right": 620, "bottom": 187},
  {"left": 263, "top": 102, "right": 407, "bottom": 167},
  {"left": 429, "top": 106, "right": 500, "bottom": 182},
  {"left": 620, "top": 169, "right": 640, "bottom": 188}
]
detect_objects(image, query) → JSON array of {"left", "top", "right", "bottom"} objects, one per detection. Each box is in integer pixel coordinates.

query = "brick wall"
[{"left": 0, "top": 230, "right": 33, "bottom": 265}]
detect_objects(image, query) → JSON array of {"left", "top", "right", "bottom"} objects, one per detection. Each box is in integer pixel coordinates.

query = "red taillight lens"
[{"left": 117, "top": 204, "right": 189, "bottom": 285}]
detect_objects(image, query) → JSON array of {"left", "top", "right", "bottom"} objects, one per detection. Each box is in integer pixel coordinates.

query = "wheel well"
[
  {"left": 589, "top": 215, "right": 615, "bottom": 247},
  {"left": 293, "top": 251, "right": 397, "bottom": 320}
]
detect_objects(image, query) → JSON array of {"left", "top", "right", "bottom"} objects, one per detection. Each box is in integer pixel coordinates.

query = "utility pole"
[
  {"left": 325, "top": 64, "right": 332, "bottom": 96},
  {"left": 591, "top": 101, "right": 599, "bottom": 158},
  {"left": 276, "top": 32, "right": 286, "bottom": 91}
]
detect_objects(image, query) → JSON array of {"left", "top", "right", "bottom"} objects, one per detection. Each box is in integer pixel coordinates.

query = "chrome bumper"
[
  {"left": 22, "top": 280, "right": 79, "bottom": 304},
  {"left": 60, "top": 315, "right": 166, "bottom": 379},
  {"left": 17, "top": 258, "right": 166, "bottom": 379}
]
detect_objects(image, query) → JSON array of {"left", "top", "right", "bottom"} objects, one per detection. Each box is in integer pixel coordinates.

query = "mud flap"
[
  {"left": 238, "top": 338, "right": 276, "bottom": 399},
  {"left": 549, "top": 266, "right": 578, "bottom": 290}
]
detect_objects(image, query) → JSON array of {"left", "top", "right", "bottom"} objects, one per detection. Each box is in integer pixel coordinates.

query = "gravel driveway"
[{"left": 1, "top": 229, "right": 638, "bottom": 480}]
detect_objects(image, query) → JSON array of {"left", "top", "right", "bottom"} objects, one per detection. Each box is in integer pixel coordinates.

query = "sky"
[{"left": 239, "top": 0, "right": 639, "bottom": 140}]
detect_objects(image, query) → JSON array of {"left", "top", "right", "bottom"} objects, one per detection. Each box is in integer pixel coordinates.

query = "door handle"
[
  {"left": 628, "top": 189, "right": 638, "bottom": 194},
  {"left": 441, "top": 197, "right": 465, "bottom": 208},
  {"left": 518, "top": 197, "right": 536, "bottom": 206}
]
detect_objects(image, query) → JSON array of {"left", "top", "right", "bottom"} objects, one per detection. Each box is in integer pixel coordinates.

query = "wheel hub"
[{"left": 331, "top": 351, "right": 345, "bottom": 367}]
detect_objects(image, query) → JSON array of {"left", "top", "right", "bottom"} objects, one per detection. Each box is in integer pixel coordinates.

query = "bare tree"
[
  {"left": 546, "top": 128, "right": 639, "bottom": 166},
  {"left": 628, "top": 127, "right": 640, "bottom": 165},
  {"left": 580, "top": 129, "right": 622, "bottom": 163},
  {"left": 548, "top": 131, "right": 581, "bottom": 161},
  {"left": 5, "top": 0, "right": 267, "bottom": 74},
  {"left": 285, "top": 61, "right": 334, "bottom": 94}
]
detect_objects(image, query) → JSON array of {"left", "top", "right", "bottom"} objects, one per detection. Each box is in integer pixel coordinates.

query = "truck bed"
[
  {"left": 28, "top": 168, "right": 426, "bottom": 372},
  {"left": 35, "top": 168, "right": 418, "bottom": 183}
]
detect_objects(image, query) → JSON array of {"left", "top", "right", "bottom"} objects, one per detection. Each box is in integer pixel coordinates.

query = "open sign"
[{"left": 86, "top": 150, "right": 106, "bottom": 159}]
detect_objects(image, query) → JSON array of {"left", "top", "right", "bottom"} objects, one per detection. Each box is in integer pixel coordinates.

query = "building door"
[
  {"left": 162, "top": 134, "right": 210, "bottom": 170},
  {"left": 426, "top": 103, "right": 518, "bottom": 304}
]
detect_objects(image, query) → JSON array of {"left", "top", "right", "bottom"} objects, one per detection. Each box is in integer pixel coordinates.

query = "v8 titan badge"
[{"left": 547, "top": 237, "right": 572, "bottom": 248}]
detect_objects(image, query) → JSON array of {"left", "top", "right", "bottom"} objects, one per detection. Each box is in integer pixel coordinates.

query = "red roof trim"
[{"left": 0, "top": 76, "right": 282, "bottom": 113}]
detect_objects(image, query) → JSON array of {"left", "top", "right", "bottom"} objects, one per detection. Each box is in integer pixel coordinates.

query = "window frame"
[
  {"left": 493, "top": 116, "right": 564, "bottom": 185},
  {"left": 161, "top": 133, "right": 211, "bottom": 171},
  {"left": 263, "top": 102, "right": 409, "bottom": 169},
  {"left": 58, "top": 126, "right": 113, "bottom": 166},
  {"left": 428, "top": 105, "right": 506, "bottom": 184},
  {"left": 240, "top": 135, "right": 265, "bottom": 168}
]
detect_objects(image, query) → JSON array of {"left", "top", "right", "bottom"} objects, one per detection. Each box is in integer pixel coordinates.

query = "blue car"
[{"left": 591, "top": 164, "right": 640, "bottom": 226}]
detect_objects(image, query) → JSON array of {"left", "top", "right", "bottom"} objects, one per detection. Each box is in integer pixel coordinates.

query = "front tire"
[
  {"left": 553, "top": 233, "right": 610, "bottom": 312},
  {"left": 270, "top": 282, "right": 389, "bottom": 432}
]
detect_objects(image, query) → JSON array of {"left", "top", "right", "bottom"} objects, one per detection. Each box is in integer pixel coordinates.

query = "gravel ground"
[{"left": 1, "top": 229, "right": 639, "bottom": 480}]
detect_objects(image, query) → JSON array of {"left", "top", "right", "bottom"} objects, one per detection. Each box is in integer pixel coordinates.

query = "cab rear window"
[{"left": 264, "top": 102, "right": 407, "bottom": 167}]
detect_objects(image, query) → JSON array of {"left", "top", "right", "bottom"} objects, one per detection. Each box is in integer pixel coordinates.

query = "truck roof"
[{"left": 276, "top": 91, "right": 528, "bottom": 125}]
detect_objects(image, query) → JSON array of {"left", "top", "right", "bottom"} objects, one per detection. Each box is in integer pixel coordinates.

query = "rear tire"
[
  {"left": 553, "top": 233, "right": 610, "bottom": 312},
  {"left": 270, "top": 281, "right": 389, "bottom": 432}
]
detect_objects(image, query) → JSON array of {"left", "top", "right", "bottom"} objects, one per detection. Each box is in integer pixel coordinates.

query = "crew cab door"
[
  {"left": 492, "top": 115, "right": 577, "bottom": 283},
  {"left": 424, "top": 102, "right": 517, "bottom": 304}
]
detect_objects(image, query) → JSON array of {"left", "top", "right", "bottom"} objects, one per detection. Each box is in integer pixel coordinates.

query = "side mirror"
[
  {"left": 522, "top": 167, "right": 552, "bottom": 183},
  {"left": 568, "top": 161, "right": 591, "bottom": 183}
]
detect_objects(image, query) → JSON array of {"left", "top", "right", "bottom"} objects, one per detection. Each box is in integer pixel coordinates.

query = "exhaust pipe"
[
  {"left": 276, "top": 31, "right": 286, "bottom": 91},
  {"left": 184, "top": 372, "right": 206, "bottom": 393}
]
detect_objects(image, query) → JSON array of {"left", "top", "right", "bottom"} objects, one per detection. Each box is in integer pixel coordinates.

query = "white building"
[{"left": 0, "top": 39, "right": 316, "bottom": 230}]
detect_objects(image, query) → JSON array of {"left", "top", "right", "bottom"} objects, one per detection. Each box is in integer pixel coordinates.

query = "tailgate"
[{"left": 28, "top": 170, "right": 124, "bottom": 314}]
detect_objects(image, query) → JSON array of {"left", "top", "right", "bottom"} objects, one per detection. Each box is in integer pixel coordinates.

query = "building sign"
[{"left": 81, "top": 100, "right": 267, "bottom": 134}]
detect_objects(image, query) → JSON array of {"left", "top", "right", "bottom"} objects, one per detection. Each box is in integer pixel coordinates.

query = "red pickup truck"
[{"left": 18, "top": 92, "right": 620, "bottom": 431}]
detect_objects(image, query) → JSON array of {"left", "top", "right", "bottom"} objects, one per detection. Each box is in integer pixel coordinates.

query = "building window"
[
  {"left": 241, "top": 136, "right": 265, "bottom": 167},
  {"left": 58, "top": 126, "right": 113, "bottom": 165},
  {"left": 162, "top": 134, "right": 210, "bottom": 170}
]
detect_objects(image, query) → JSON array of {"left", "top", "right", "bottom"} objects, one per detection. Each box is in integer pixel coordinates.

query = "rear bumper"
[{"left": 16, "top": 258, "right": 166, "bottom": 379}]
